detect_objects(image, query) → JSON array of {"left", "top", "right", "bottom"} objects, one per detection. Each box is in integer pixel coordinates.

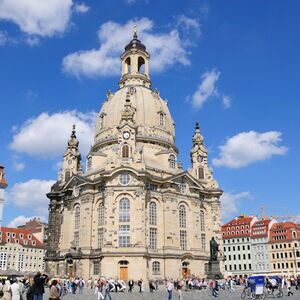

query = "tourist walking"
[
  {"left": 128, "top": 280, "right": 134, "bottom": 293},
  {"left": 212, "top": 276, "right": 219, "bottom": 297},
  {"left": 177, "top": 280, "right": 183, "bottom": 300},
  {"left": 95, "top": 280, "right": 104, "bottom": 300},
  {"left": 10, "top": 279, "right": 20, "bottom": 300},
  {"left": 103, "top": 280, "right": 112, "bottom": 300},
  {"left": 287, "top": 278, "right": 293, "bottom": 296},
  {"left": 166, "top": 280, "right": 174, "bottom": 300},
  {"left": 49, "top": 280, "right": 59, "bottom": 300},
  {"left": 137, "top": 279, "right": 143, "bottom": 293},
  {"left": 3, "top": 280, "right": 11, "bottom": 300}
]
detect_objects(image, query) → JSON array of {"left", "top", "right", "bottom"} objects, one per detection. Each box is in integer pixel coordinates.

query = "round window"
[{"left": 119, "top": 173, "right": 130, "bottom": 186}]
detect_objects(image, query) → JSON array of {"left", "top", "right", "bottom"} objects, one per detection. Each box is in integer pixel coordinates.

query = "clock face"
[
  {"left": 68, "top": 159, "right": 72, "bottom": 165},
  {"left": 123, "top": 131, "right": 130, "bottom": 140}
]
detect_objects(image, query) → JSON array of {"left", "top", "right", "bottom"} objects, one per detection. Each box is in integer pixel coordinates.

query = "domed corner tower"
[{"left": 46, "top": 30, "right": 223, "bottom": 281}]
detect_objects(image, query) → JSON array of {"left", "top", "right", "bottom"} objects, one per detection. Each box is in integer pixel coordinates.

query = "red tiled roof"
[
  {"left": 251, "top": 220, "right": 272, "bottom": 238},
  {"left": 269, "top": 222, "right": 300, "bottom": 243},
  {"left": 0, "top": 227, "right": 44, "bottom": 248},
  {"left": 222, "top": 216, "right": 255, "bottom": 239}
]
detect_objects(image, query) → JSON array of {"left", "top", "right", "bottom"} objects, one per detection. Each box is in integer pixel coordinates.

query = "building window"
[
  {"left": 119, "top": 225, "right": 130, "bottom": 248},
  {"left": 121, "top": 144, "right": 130, "bottom": 158},
  {"left": 18, "top": 253, "right": 24, "bottom": 271},
  {"left": 74, "top": 231, "right": 79, "bottom": 247},
  {"left": 179, "top": 205, "right": 186, "bottom": 228},
  {"left": 98, "top": 228, "right": 104, "bottom": 248},
  {"left": 180, "top": 230, "right": 187, "bottom": 250},
  {"left": 119, "top": 173, "right": 130, "bottom": 186},
  {"left": 169, "top": 154, "right": 176, "bottom": 168},
  {"left": 119, "top": 198, "right": 130, "bottom": 222},
  {"left": 0, "top": 252, "right": 7, "bottom": 270},
  {"left": 198, "top": 167, "right": 204, "bottom": 180},
  {"left": 94, "top": 261, "right": 100, "bottom": 275},
  {"left": 74, "top": 206, "right": 80, "bottom": 230},
  {"left": 149, "top": 202, "right": 157, "bottom": 226},
  {"left": 149, "top": 228, "right": 157, "bottom": 249},
  {"left": 200, "top": 211, "right": 205, "bottom": 231},
  {"left": 159, "top": 113, "right": 165, "bottom": 126},
  {"left": 98, "top": 203, "right": 105, "bottom": 226},
  {"left": 99, "top": 114, "right": 105, "bottom": 129},
  {"left": 65, "top": 170, "right": 71, "bottom": 182},
  {"left": 152, "top": 261, "right": 160, "bottom": 275},
  {"left": 201, "top": 233, "right": 206, "bottom": 251}
]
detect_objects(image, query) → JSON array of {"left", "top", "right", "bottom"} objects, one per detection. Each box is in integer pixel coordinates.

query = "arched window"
[
  {"left": 65, "top": 170, "right": 71, "bottom": 182},
  {"left": 169, "top": 154, "right": 176, "bottom": 169},
  {"left": 119, "top": 198, "right": 130, "bottom": 222},
  {"left": 149, "top": 202, "right": 157, "bottom": 226},
  {"left": 198, "top": 167, "right": 204, "bottom": 179},
  {"left": 99, "top": 114, "right": 105, "bottom": 129},
  {"left": 125, "top": 57, "right": 131, "bottom": 74},
  {"left": 122, "top": 144, "right": 129, "bottom": 158},
  {"left": 138, "top": 56, "right": 145, "bottom": 73},
  {"left": 74, "top": 206, "right": 80, "bottom": 230},
  {"left": 159, "top": 113, "right": 165, "bottom": 126},
  {"left": 179, "top": 205, "right": 186, "bottom": 228},
  {"left": 152, "top": 261, "right": 160, "bottom": 275},
  {"left": 200, "top": 210, "right": 205, "bottom": 231},
  {"left": 98, "top": 203, "right": 105, "bottom": 226}
]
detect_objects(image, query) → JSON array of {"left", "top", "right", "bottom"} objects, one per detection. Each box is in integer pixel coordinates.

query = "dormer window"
[
  {"left": 169, "top": 154, "right": 176, "bottom": 169},
  {"left": 159, "top": 112, "right": 165, "bottom": 126},
  {"left": 121, "top": 144, "right": 130, "bottom": 159},
  {"left": 28, "top": 234, "right": 32, "bottom": 240},
  {"left": 12, "top": 233, "right": 16, "bottom": 238},
  {"left": 198, "top": 167, "right": 204, "bottom": 180},
  {"left": 32, "top": 241, "right": 36, "bottom": 246},
  {"left": 99, "top": 113, "right": 105, "bottom": 129},
  {"left": 7, "top": 233, "right": 10, "bottom": 238},
  {"left": 19, "top": 234, "right": 23, "bottom": 239}
]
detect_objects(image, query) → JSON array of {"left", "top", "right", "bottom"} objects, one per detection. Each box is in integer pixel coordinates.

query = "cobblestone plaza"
[{"left": 45, "top": 286, "right": 299, "bottom": 300}]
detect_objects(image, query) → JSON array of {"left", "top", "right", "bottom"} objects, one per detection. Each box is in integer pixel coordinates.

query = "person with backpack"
[{"left": 32, "top": 273, "right": 47, "bottom": 300}]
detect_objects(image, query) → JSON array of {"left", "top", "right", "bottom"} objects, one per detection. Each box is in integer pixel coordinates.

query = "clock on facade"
[
  {"left": 197, "top": 155, "right": 203, "bottom": 162},
  {"left": 123, "top": 131, "right": 130, "bottom": 140},
  {"left": 68, "top": 159, "right": 72, "bottom": 165}
]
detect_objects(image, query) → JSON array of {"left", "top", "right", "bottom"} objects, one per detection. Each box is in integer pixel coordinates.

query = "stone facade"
[{"left": 46, "top": 33, "right": 222, "bottom": 280}]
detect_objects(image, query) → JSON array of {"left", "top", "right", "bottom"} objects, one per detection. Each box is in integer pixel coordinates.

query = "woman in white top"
[{"left": 10, "top": 280, "right": 20, "bottom": 300}]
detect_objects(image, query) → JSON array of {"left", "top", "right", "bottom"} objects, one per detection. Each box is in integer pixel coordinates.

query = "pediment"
[
  {"left": 164, "top": 172, "right": 204, "bottom": 190},
  {"left": 63, "top": 174, "right": 91, "bottom": 191}
]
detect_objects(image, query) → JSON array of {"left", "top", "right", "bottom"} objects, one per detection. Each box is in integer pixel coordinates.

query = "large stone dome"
[{"left": 94, "top": 85, "right": 175, "bottom": 147}]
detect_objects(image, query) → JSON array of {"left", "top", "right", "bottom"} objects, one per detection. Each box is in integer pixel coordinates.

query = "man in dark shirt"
[{"left": 32, "top": 272, "right": 48, "bottom": 300}]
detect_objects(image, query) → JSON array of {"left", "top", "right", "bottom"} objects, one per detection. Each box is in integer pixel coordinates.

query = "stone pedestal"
[{"left": 206, "top": 260, "right": 222, "bottom": 279}]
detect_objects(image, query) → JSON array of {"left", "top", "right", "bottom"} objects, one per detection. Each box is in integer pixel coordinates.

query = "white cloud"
[
  {"left": 221, "top": 191, "right": 251, "bottom": 221},
  {"left": 74, "top": 3, "right": 90, "bottom": 14},
  {"left": 62, "top": 18, "right": 190, "bottom": 78},
  {"left": 10, "top": 110, "right": 96, "bottom": 159},
  {"left": 213, "top": 131, "right": 288, "bottom": 168},
  {"left": 176, "top": 15, "right": 201, "bottom": 35},
  {"left": 7, "top": 179, "right": 55, "bottom": 216},
  {"left": 0, "top": 31, "right": 7, "bottom": 45},
  {"left": 222, "top": 95, "right": 231, "bottom": 108},
  {"left": 0, "top": 0, "right": 73, "bottom": 37},
  {"left": 189, "top": 69, "right": 220, "bottom": 109},
  {"left": 12, "top": 162, "right": 25, "bottom": 172},
  {"left": 7, "top": 215, "right": 46, "bottom": 228}
]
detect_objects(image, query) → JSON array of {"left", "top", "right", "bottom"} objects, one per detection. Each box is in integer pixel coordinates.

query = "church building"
[{"left": 46, "top": 32, "right": 223, "bottom": 280}]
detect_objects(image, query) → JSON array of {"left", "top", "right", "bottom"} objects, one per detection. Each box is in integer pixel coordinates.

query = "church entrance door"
[{"left": 120, "top": 266, "right": 128, "bottom": 281}]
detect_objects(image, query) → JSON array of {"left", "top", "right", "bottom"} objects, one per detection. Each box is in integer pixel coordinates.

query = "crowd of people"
[{"left": 0, "top": 272, "right": 299, "bottom": 300}]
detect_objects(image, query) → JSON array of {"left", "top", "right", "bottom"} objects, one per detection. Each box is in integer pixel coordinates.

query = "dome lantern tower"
[{"left": 119, "top": 26, "right": 151, "bottom": 88}]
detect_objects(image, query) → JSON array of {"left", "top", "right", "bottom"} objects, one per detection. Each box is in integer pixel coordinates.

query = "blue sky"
[{"left": 0, "top": 0, "right": 299, "bottom": 227}]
